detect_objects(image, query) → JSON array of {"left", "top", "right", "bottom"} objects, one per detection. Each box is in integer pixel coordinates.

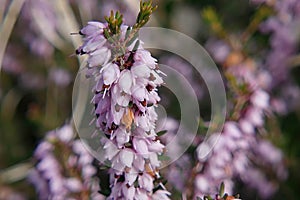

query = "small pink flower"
[
  {"left": 121, "top": 184, "right": 136, "bottom": 200},
  {"left": 148, "top": 141, "right": 165, "bottom": 153},
  {"left": 102, "top": 63, "right": 120, "bottom": 86},
  {"left": 65, "top": 178, "right": 82, "bottom": 192},
  {"left": 138, "top": 173, "right": 154, "bottom": 192},
  {"left": 82, "top": 35, "right": 106, "bottom": 53},
  {"left": 87, "top": 47, "right": 111, "bottom": 68},
  {"left": 119, "top": 149, "right": 134, "bottom": 168},
  {"left": 82, "top": 164, "right": 97, "bottom": 178},
  {"left": 111, "top": 85, "right": 131, "bottom": 107},
  {"left": 239, "top": 119, "right": 254, "bottom": 134},
  {"left": 224, "top": 122, "right": 242, "bottom": 138},
  {"left": 131, "top": 64, "right": 151, "bottom": 79},
  {"left": 125, "top": 170, "right": 138, "bottom": 186},
  {"left": 195, "top": 175, "right": 210, "bottom": 193},
  {"left": 245, "top": 107, "right": 264, "bottom": 127},
  {"left": 251, "top": 90, "right": 270, "bottom": 110},
  {"left": 114, "top": 128, "right": 130, "bottom": 147},
  {"left": 80, "top": 21, "right": 106, "bottom": 36},
  {"left": 133, "top": 137, "right": 149, "bottom": 156},
  {"left": 134, "top": 49, "right": 157, "bottom": 69},
  {"left": 133, "top": 155, "right": 145, "bottom": 172},
  {"left": 103, "top": 139, "right": 119, "bottom": 160},
  {"left": 57, "top": 125, "right": 74, "bottom": 142},
  {"left": 135, "top": 188, "right": 148, "bottom": 200},
  {"left": 118, "top": 70, "right": 133, "bottom": 94}
]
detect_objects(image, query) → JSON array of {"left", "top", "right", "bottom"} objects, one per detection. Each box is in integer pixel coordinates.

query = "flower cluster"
[
  {"left": 28, "top": 124, "right": 102, "bottom": 200},
  {"left": 194, "top": 88, "right": 278, "bottom": 198},
  {"left": 259, "top": 0, "right": 300, "bottom": 112},
  {"left": 193, "top": 41, "right": 287, "bottom": 198},
  {"left": 76, "top": 18, "right": 170, "bottom": 199}
]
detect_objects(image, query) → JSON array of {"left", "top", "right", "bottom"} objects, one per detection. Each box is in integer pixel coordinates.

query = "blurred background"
[{"left": 0, "top": 0, "right": 300, "bottom": 199}]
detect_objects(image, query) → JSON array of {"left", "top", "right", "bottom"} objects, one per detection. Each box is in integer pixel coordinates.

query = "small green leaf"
[
  {"left": 219, "top": 182, "right": 225, "bottom": 196},
  {"left": 158, "top": 154, "right": 170, "bottom": 161},
  {"left": 125, "top": 26, "right": 131, "bottom": 39},
  {"left": 103, "top": 29, "right": 110, "bottom": 39},
  {"left": 99, "top": 165, "right": 110, "bottom": 170},
  {"left": 104, "top": 10, "right": 123, "bottom": 35},
  {"left": 98, "top": 189, "right": 111, "bottom": 197},
  {"left": 135, "top": 0, "right": 157, "bottom": 28},
  {"left": 132, "top": 40, "right": 140, "bottom": 52},
  {"left": 124, "top": 142, "right": 132, "bottom": 148},
  {"left": 134, "top": 179, "right": 139, "bottom": 188},
  {"left": 157, "top": 130, "right": 167, "bottom": 136},
  {"left": 126, "top": 32, "right": 139, "bottom": 47}
]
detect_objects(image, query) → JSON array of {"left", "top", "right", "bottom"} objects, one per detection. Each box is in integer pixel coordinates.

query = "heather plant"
[{"left": 74, "top": 2, "right": 171, "bottom": 199}]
